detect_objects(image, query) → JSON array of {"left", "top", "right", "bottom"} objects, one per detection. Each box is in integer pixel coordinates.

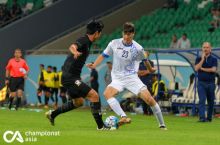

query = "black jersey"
[{"left": 62, "top": 35, "right": 92, "bottom": 81}]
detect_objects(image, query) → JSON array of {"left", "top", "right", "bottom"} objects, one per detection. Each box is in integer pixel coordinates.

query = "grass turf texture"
[{"left": 0, "top": 108, "right": 219, "bottom": 145}]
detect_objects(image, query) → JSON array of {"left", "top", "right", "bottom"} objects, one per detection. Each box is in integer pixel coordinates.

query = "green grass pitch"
[{"left": 0, "top": 108, "right": 219, "bottom": 145}]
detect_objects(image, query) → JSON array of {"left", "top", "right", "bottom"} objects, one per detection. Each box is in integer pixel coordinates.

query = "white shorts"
[{"left": 108, "top": 74, "right": 147, "bottom": 96}]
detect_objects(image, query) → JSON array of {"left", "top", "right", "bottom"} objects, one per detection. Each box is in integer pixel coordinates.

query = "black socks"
[
  {"left": 8, "top": 97, "right": 14, "bottom": 109},
  {"left": 8, "top": 97, "right": 21, "bottom": 110},
  {"left": 90, "top": 102, "right": 104, "bottom": 129},
  {"left": 45, "top": 96, "right": 49, "bottom": 105},
  {"left": 60, "top": 95, "right": 67, "bottom": 104},
  {"left": 50, "top": 100, "right": 104, "bottom": 129},
  {"left": 51, "top": 101, "right": 77, "bottom": 119},
  {"left": 37, "top": 96, "right": 42, "bottom": 103},
  {"left": 16, "top": 97, "right": 21, "bottom": 109}
]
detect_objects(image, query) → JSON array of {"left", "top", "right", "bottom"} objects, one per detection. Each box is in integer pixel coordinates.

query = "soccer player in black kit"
[{"left": 46, "top": 20, "right": 115, "bottom": 130}]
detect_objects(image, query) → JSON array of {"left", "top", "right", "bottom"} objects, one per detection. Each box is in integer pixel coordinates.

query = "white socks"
[
  {"left": 151, "top": 103, "right": 165, "bottom": 127},
  {"left": 107, "top": 98, "right": 165, "bottom": 127},
  {"left": 107, "top": 97, "right": 126, "bottom": 117}
]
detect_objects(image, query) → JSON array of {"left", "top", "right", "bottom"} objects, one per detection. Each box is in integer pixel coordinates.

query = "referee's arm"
[{"left": 5, "top": 60, "right": 11, "bottom": 85}]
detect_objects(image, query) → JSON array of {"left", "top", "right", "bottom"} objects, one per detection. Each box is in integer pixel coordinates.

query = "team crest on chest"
[{"left": 75, "top": 80, "right": 82, "bottom": 86}]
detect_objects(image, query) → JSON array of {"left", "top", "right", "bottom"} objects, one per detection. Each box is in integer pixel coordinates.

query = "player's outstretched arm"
[{"left": 86, "top": 55, "right": 105, "bottom": 69}]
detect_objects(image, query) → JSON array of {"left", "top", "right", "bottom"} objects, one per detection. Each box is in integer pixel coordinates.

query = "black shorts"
[
  {"left": 52, "top": 88, "right": 59, "bottom": 94},
  {"left": 60, "top": 87, "right": 67, "bottom": 94},
  {"left": 37, "top": 85, "right": 45, "bottom": 92},
  {"left": 62, "top": 79, "right": 91, "bottom": 99},
  {"left": 44, "top": 87, "right": 53, "bottom": 93},
  {"left": 9, "top": 77, "right": 24, "bottom": 92}
]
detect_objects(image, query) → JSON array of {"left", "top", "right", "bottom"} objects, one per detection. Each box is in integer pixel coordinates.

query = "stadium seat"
[
  {"left": 33, "top": 0, "right": 44, "bottom": 11},
  {"left": 96, "top": 0, "right": 217, "bottom": 50}
]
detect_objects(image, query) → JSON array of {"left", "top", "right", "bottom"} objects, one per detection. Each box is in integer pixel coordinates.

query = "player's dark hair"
[
  {"left": 53, "top": 66, "right": 57, "bottom": 71},
  {"left": 40, "top": 64, "right": 44, "bottom": 67},
  {"left": 123, "top": 22, "right": 135, "bottom": 33},
  {"left": 86, "top": 19, "right": 104, "bottom": 35},
  {"left": 15, "top": 48, "right": 22, "bottom": 52},
  {"left": 183, "top": 33, "right": 187, "bottom": 37},
  {"left": 153, "top": 73, "right": 161, "bottom": 79},
  {"left": 48, "top": 65, "right": 52, "bottom": 68}
]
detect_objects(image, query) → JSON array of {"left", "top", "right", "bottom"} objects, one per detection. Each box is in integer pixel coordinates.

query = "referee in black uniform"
[{"left": 46, "top": 20, "right": 115, "bottom": 130}]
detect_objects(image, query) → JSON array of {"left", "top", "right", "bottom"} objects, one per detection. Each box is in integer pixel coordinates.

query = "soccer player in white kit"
[{"left": 87, "top": 22, "right": 167, "bottom": 130}]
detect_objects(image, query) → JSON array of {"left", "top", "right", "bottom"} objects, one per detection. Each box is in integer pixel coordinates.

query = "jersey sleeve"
[
  {"left": 102, "top": 41, "right": 113, "bottom": 58},
  {"left": 5, "top": 59, "right": 12, "bottom": 70},
  {"left": 137, "top": 48, "right": 146, "bottom": 61},
  {"left": 213, "top": 58, "right": 218, "bottom": 68},
  {"left": 23, "top": 60, "right": 29, "bottom": 72},
  {"left": 195, "top": 57, "right": 201, "bottom": 65}
]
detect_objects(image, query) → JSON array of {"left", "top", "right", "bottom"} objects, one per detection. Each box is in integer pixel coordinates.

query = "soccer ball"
[{"left": 104, "top": 116, "right": 119, "bottom": 128}]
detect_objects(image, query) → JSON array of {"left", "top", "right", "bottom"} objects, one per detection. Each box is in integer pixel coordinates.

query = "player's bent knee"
[
  {"left": 104, "top": 91, "right": 112, "bottom": 100},
  {"left": 74, "top": 98, "right": 84, "bottom": 107},
  {"left": 87, "top": 89, "right": 99, "bottom": 102},
  {"left": 139, "top": 89, "right": 156, "bottom": 106},
  {"left": 104, "top": 87, "right": 117, "bottom": 100},
  {"left": 17, "top": 90, "right": 23, "bottom": 97}
]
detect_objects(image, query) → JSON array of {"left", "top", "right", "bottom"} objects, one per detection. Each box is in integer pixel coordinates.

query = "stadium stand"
[
  {"left": 0, "top": 0, "right": 57, "bottom": 28},
  {"left": 95, "top": 0, "right": 220, "bottom": 49}
]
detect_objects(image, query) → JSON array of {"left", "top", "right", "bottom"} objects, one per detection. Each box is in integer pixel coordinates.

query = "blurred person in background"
[
  {"left": 10, "top": 0, "right": 22, "bottom": 20},
  {"left": 53, "top": 66, "right": 59, "bottom": 107},
  {"left": 170, "top": 34, "right": 178, "bottom": 49},
  {"left": 36, "top": 64, "right": 45, "bottom": 106},
  {"left": 195, "top": 42, "right": 217, "bottom": 122},
  {"left": 163, "top": 0, "right": 178, "bottom": 10},
  {"left": 209, "top": 8, "right": 220, "bottom": 32},
  {"left": 0, "top": 6, "right": 6, "bottom": 25},
  {"left": 5, "top": 48, "right": 29, "bottom": 110},
  {"left": 104, "top": 61, "right": 112, "bottom": 87},
  {"left": 43, "top": 65, "right": 55, "bottom": 108},
  {"left": 177, "top": 33, "right": 191, "bottom": 49},
  {"left": 152, "top": 74, "right": 168, "bottom": 101},
  {"left": 89, "top": 62, "right": 99, "bottom": 93},
  {"left": 58, "top": 67, "right": 67, "bottom": 104}
]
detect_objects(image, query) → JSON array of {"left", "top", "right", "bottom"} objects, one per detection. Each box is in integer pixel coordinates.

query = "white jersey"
[{"left": 102, "top": 38, "right": 146, "bottom": 79}]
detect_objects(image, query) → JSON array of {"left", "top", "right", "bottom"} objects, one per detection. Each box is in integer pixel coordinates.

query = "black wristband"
[{"left": 5, "top": 77, "right": 10, "bottom": 81}]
